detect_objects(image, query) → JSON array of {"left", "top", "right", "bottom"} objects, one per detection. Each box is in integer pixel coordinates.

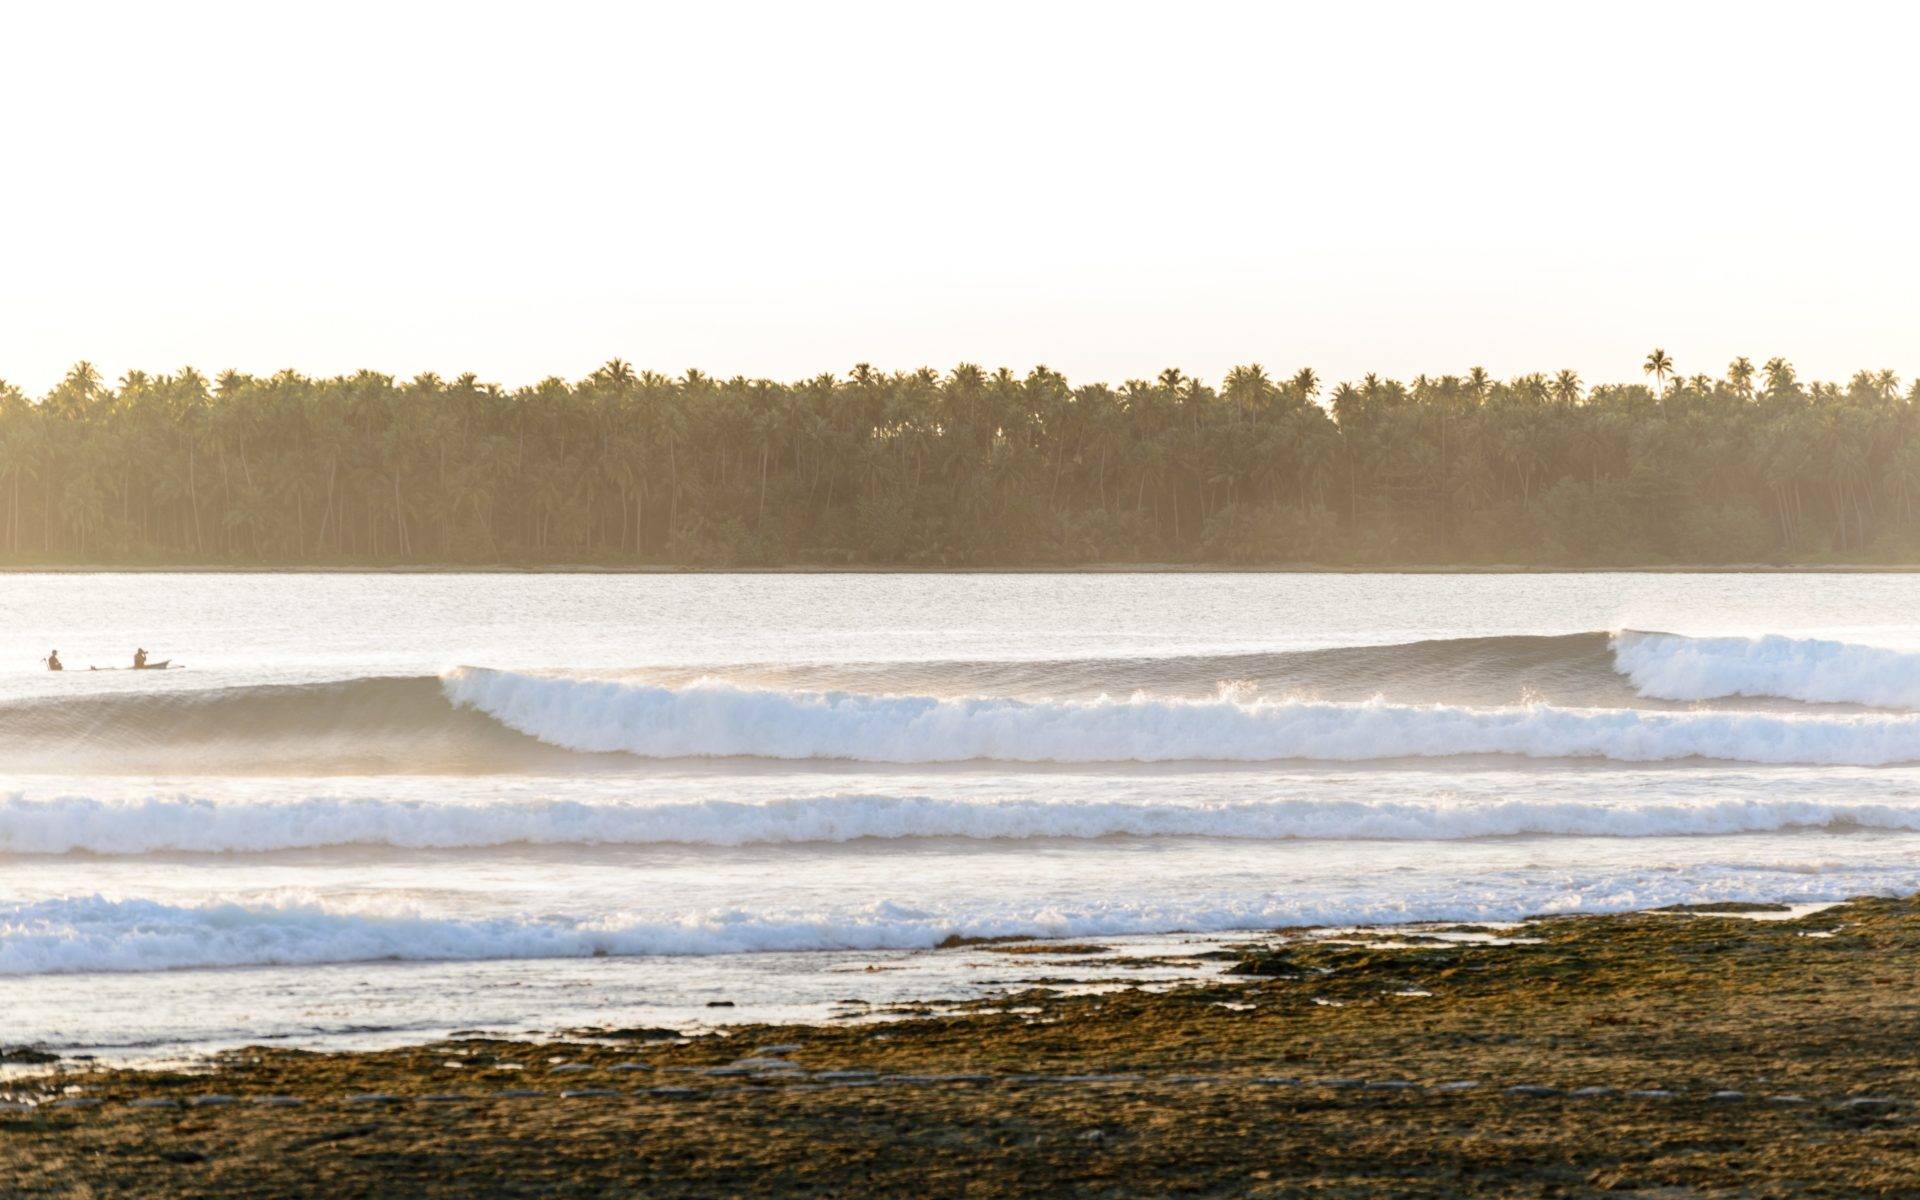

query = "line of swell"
[
  {"left": 4, "top": 630, "right": 1915, "bottom": 773},
  {"left": 11, "top": 792, "right": 1920, "bottom": 855}
]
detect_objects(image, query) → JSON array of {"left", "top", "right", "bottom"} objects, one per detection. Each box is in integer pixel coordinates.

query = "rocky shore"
[{"left": 8, "top": 896, "right": 1920, "bottom": 1197}]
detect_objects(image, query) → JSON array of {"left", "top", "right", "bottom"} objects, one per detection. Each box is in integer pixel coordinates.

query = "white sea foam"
[
  {"left": 1614, "top": 631, "right": 1920, "bottom": 708},
  {"left": 14, "top": 790, "right": 1920, "bottom": 855},
  {"left": 7, "top": 867, "right": 1913, "bottom": 976},
  {"left": 442, "top": 667, "right": 1920, "bottom": 766}
]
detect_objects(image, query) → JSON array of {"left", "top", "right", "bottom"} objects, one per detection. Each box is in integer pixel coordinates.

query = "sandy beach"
[{"left": 8, "top": 895, "right": 1919, "bottom": 1197}]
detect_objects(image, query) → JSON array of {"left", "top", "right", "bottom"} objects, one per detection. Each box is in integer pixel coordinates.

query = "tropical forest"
[{"left": 0, "top": 352, "right": 1914, "bottom": 567}]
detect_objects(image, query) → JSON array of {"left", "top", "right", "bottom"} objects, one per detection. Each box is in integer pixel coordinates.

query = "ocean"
[{"left": 7, "top": 571, "right": 1920, "bottom": 1062}]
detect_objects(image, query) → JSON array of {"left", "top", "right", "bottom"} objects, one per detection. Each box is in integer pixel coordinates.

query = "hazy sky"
[{"left": 3, "top": 0, "right": 1914, "bottom": 395}]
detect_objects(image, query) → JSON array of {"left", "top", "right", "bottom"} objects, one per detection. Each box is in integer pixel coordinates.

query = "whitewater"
[
  {"left": 9, "top": 571, "right": 1920, "bottom": 1059},
  {"left": 16, "top": 783, "right": 1920, "bottom": 854},
  {"left": 443, "top": 664, "right": 1920, "bottom": 766}
]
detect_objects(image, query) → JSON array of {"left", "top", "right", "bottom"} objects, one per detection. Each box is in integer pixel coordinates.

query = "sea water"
[{"left": 6, "top": 571, "right": 1920, "bottom": 1060}]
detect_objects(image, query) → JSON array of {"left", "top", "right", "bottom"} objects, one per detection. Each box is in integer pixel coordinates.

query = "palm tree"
[
  {"left": 1764, "top": 357, "right": 1798, "bottom": 399},
  {"left": 1465, "top": 366, "right": 1491, "bottom": 401},
  {"left": 1727, "top": 357, "right": 1756, "bottom": 400},
  {"left": 1221, "top": 365, "right": 1272, "bottom": 422},
  {"left": 594, "top": 359, "right": 637, "bottom": 389},
  {"left": 1551, "top": 370, "right": 1582, "bottom": 405},
  {"left": 1290, "top": 368, "right": 1319, "bottom": 403},
  {"left": 1643, "top": 349, "right": 1675, "bottom": 396}
]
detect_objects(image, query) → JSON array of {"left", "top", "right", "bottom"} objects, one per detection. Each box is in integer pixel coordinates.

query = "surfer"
[
  {"left": 46, "top": 650, "right": 62, "bottom": 671},
  {"left": 134, "top": 648, "right": 148, "bottom": 669}
]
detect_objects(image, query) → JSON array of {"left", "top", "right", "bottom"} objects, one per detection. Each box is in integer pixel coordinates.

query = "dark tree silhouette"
[{"left": 0, "top": 357, "right": 1914, "bottom": 566}]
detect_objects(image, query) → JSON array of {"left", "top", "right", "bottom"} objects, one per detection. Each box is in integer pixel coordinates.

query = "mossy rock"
[{"left": 1656, "top": 902, "right": 1793, "bottom": 914}]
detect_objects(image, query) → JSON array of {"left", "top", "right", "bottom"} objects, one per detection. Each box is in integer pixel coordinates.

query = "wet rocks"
[
  {"left": 570, "top": 1026, "right": 681, "bottom": 1042},
  {"left": 1656, "top": 902, "right": 1793, "bottom": 915},
  {"left": 157, "top": 1149, "right": 208, "bottom": 1165}
]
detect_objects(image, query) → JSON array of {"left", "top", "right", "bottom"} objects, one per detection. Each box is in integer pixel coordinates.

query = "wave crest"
[
  {"left": 1614, "top": 630, "right": 1920, "bottom": 709},
  {"left": 444, "top": 667, "right": 1920, "bottom": 766}
]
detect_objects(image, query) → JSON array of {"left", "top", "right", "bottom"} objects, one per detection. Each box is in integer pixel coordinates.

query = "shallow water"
[{"left": 6, "top": 571, "right": 1920, "bottom": 1059}]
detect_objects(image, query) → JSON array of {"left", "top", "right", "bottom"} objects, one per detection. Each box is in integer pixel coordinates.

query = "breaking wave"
[
  {"left": 444, "top": 667, "right": 1920, "bottom": 767},
  {"left": 12, "top": 791, "right": 1920, "bottom": 855},
  {"left": 6, "top": 870, "right": 1909, "bottom": 975},
  {"left": 1614, "top": 630, "right": 1920, "bottom": 709},
  {"left": 6, "top": 630, "right": 1919, "bottom": 774}
]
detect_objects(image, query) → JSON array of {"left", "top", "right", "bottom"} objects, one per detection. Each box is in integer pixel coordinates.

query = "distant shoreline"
[{"left": 4, "top": 562, "right": 1920, "bottom": 575}]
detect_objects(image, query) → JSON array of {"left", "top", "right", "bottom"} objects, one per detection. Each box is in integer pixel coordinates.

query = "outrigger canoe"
[{"left": 87, "top": 660, "right": 182, "bottom": 671}]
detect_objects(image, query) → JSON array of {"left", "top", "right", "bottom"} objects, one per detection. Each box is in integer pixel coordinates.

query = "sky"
[{"left": 1, "top": 0, "right": 1914, "bottom": 396}]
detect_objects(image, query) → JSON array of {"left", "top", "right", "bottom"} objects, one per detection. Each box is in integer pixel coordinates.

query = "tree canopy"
[{"left": 1, "top": 355, "right": 1915, "bottom": 567}]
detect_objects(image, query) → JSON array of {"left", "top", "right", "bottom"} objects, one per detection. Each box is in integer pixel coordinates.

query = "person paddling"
[
  {"left": 133, "top": 648, "right": 148, "bottom": 669},
  {"left": 46, "top": 650, "right": 62, "bottom": 671}
]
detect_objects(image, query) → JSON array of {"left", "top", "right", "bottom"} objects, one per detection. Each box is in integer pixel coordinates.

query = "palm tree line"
[{"left": 0, "top": 353, "right": 1914, "bottom": 566}]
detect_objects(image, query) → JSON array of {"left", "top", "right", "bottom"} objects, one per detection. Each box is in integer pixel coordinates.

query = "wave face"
[
  {"left": 686, "top": 632, "right": 1633, "bottom": 707},
  {"left": 0, "top": 676, "right": 580, "bottom": 775},
  {"left": 13, "top": 790, "right": 1920, "bottom": 855},
  {"left": 445, "top": 667, "right": 1920, "bottom": 767},
  {"left": 1615, "top": 630, "right": 1920, "bottom": 709}
]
